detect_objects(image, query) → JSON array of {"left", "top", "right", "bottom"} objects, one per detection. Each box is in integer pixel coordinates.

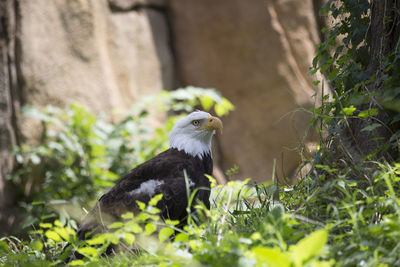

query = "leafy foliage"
[
  {"left": 311, "top": 0, "right": 400, "bottom": 159},
  {"left": 1, "top": 180, "right": 332, "bottom": 267},
  {"left": 3, "top": 1, "right": 400, "bottom": 266}
]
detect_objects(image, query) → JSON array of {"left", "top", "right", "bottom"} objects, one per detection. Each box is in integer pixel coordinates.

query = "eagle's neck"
[{"left": 169, "top": 130, "right": 214, "bottom": 159}]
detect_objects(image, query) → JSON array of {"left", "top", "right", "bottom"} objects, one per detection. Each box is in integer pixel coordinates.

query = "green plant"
[
  {"left": 311, "top": 0, "right": 399, "bottom": 162},
  {"left": 1, "top": 179, "right": 333, "bottom": 267}
]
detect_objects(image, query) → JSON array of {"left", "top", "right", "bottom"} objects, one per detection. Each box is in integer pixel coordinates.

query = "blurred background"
[{"left": 1, "top": 0, "right": 325, "bottom": 233}]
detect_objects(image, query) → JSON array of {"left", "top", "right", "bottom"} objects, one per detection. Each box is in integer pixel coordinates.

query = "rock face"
[
  {"left": 169, "top": 0, "right": 321, "bottom": 182},
  {"left": 17, "top": 0, "right": 174, "bottom": 139}
]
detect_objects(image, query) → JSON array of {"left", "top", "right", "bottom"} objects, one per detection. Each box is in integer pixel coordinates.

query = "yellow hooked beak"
[{"left": 198, "top": 116, "right": 223, "bottom": 134}]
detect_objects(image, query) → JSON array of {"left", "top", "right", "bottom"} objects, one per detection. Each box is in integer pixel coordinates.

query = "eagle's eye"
[{"left": 191, "top": 120, "right": 201, "bottom": 126}]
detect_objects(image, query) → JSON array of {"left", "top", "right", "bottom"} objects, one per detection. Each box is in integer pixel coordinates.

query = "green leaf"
[
  {"left": 147, "top": 206, "right": 161, "bottom": 214},
  {"left": 77, "top": 246, "right": 99, "bottom": 258},
  {"left": 39, "top": 223, "right": 53, "bottom": 229},
  {"left": 289, "top": 229, "right": 328, "bottom": 265},
  {"left": 215, "top": 98, "right": 234, "bottom": 117},
  {"left": 358, "top": 108, "right": 378, "bottom": 118},
  {"left": 252, "top": 247, "right": 290, "bottom": 267},
  {"left": 45, "top": 230, "right": 62, "bottom": 242},
  {"left": 174, "top": 233, "right": 188, "bottom": 242},
  {"left": 327, "top": 67, "right": 339, "bottom": 80},
  {"left": 108, "top": 222, "right": 124, "bottom": 229},
  {"left": 123, "top": 232, "right": 135, "bottom": 245},
  {"left": 144, "top": 223, "right": 157, "bottom": 235},
  {"left": 159, "top": 227, "right": 174, "bottom": 242},
  {"left": 312, "top": 80, "right": 321, "bottom": 86},
  {"left": 54, "top": 220, "right": 63, "bottom": 227},
  {"left": 121, "top": 212, "right": 134, "bottom": 220},
  {"left": 361, "top": 123, "right": 382, "bottom": 132},
  {"left": 126, "top": 222, "right": 143, "bottom": 233},
  {"left": 200, "top": 96, "right": 214, "bottom": 111},
  {"left": 69, "top": 260, "right": 86, "bottom": 266},
  {"left": 87, "top": 234, "right": 107, "bottom": 245},
  {"left": 341, "top": 106, "right": 356, "bottom": 116},
  {"left": 149, "top": 194, "right": 163, "bottom": 206},
  {"left": 31, "top": 240, "right": 43, "bottom": 252},
  {"left": 0, "top": 240, "right": 10, "bottom": 252},
  {"left": 54, "top": 227, "right": 71, "bottom": 242},
  {"left": 136, "top": 201, "right": 146, "bottom": 210},
  {"left": 165, "top": 219, "right": 179, "bottom": 226}
]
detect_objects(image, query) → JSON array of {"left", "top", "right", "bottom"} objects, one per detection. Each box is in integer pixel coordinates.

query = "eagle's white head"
[{"left": 170, "top": 111, "right": 223, "bottom": 159}]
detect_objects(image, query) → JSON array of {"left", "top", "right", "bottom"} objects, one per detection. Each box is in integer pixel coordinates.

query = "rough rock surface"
[
  {"left": 108, "top": 0, "right": 166, "bottom": 10},
  {"left": 169, "top": 0, "right": 321, "bottom": 182},
  {"left": 17, "top": 0, "right": 173, "bottom": 140}
]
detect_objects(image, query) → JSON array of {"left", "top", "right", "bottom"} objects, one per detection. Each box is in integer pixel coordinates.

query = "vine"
[{"left": 311, "top": 0, "right": 400, "bottom": 167}]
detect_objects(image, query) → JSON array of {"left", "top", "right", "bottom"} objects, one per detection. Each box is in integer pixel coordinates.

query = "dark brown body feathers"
[{"left": 77, "top": 148, "right": 212, "bottom": 239}]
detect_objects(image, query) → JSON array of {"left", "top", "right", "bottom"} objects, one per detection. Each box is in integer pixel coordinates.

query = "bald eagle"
[{"left": 77, "top": 111, "right": 223, "bottom": 239}]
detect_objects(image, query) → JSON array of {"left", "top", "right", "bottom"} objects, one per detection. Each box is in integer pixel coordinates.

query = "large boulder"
[
  {"left": 17, "top": 0, "right": 174, "bottom": 140},
  {"left": 168, "top": 0, "right": 321, "bottom": 182}
]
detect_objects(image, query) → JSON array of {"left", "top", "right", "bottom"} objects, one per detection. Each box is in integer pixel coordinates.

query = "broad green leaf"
[
  {"left": 54, "top": 220, "right": 63, "bottom": 227},
  {"left": 149, "top": 194, "right": 163, "bottom": 206},
  {"left": 144, "top": 223, "right": 157, "bottom": 235},
  {"left": 159, "top": 227, "right": 174, "bottom": 242},
  {"left": 69, "top": 260, "right": 86, "bottom": 266},
  {"left": 215, "top": 98, "right": 234, "bottom": 117},
  {"left": 123, "top": 232, "right": 135, "bottom": 245},
  {"left": 54, "top": 227, "right": 71, "bottom": 242},
  {"left": 77, "top": 246, "right": 99, "bottom": 258},
  {"left": 200, "top": 96, "right": 214, "bottom": 111},
  {"left": 174, "top": 233, "right": 189, "bottom": 242},
  {"left": 341, "top": 106, "right": 356, "bottom": 116},
  {"left": 0, "top": 240, "right": 10, "bottom": 252},
  {"left": 327, "top": 67, "right": 339, "bottom": 80},
  {"left": 39, "top": 223, "right": 53, "bottom": 229},
  {"left": 361, "top": 123, "right": 382, "bottom": 132},
  {"left": 290, "top": 229, "right": 328, "bottom": 265},
  {"left": 45, "top": 230, "right": 62, "bottom": 242},
  {"left": 87, "top": 234, "right": 107, "bottom": 245},
  {"left": 108, "top": 222, "right": 124, "bottom": 229},
  {"left": 147, "top": 206, "right": 161, "bottom": 215},
  {"left": 165, "top": 219, "right": 179, "bottom": 226},
  {"left": 136, "top": 201, "right": 146, "bottom": 210},
  {"left": 136, "top": 212, "right": 151, "bottom": 222},
  {"left": 250, "top": 232, "right": 262, "bottom": 241},
  {"left": 312, "top": 260, "right": 335, "bottom": 267},
  {"left": 121, "top": 212, "right": 134, "bottom": 219},
  {"left": 252, "top": 247, "right": 290, "bottom": 267},
  {"left": 126, "top": 222, "right": 143, "bottom": 234},
  {"left": 358, "top": 108, "right": 378, "bottom": 118},
  {"left": 312, "top": 80, "right": 321, "bottom": 86},
  {"left": 31, "top": 240, "right": 43, "bottom": 252}
]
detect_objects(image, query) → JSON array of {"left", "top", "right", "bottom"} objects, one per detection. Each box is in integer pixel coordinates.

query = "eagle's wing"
[{"left": 77, "top": 149, "right": 203, "bottom": 239}]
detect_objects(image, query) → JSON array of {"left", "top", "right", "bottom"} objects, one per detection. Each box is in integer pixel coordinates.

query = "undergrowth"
[
  {"left": 2, "top": 85, "right": 400, "bottom": 266},
  {"left": 2, "top": 0, "right": 400, "bottom": 266}
]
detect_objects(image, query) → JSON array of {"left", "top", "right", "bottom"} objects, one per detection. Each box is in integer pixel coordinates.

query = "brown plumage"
[{"left": 77, "top": 148, "right": 212, "bottom": 239}]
